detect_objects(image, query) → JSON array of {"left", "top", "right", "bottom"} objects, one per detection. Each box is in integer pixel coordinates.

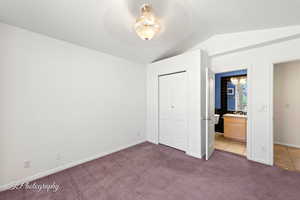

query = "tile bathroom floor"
[{"left": 214, "top": 134, "right": 246, "bottom": 156}]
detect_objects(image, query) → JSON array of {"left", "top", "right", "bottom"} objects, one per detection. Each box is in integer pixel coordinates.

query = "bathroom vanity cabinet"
[{"left": 223, "top": 114, "right": 247, "bottom": 142}]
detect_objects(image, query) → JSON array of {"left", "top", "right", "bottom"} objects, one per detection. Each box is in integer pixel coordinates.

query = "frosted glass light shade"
[
  {"left": 231, "top": 78, "right": 239, "bottom": 85},
  {"left": 134, "top": 4, "right": 161, "bottom": 40},
  {"left": 239, "top": 78, "right": 247, "bottom": 85}
]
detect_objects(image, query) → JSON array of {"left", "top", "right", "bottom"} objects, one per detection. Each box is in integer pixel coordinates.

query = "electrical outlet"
[{"left": 24, "top": 160, "right": 31, "bottom": 168}]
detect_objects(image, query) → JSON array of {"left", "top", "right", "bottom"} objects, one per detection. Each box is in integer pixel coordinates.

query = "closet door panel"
[
  {"left": 159, "top": 76, "right": 173, "bottom": 146},
  {"left": 159, "top": 72, "right": 187, "bottom": 151}
]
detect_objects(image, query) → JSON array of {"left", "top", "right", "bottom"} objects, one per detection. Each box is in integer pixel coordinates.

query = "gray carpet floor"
[{"left": 1, "top": 142, "right": 300, "bottom": 200}]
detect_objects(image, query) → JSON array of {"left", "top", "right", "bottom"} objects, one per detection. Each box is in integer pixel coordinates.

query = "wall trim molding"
[
  {"left": 274, "top": 141, "right": 300, "bottom": 149},
  {"left": 0, "top": 139, "right": 146, "bottom": 192}
]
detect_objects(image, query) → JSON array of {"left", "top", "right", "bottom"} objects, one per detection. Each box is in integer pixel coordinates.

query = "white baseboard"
[
  {"left": 146, "top": 139, "right": 159, "bottom": 145},
  {"left": 186, "top": 151, "right": 203, "bottom": 159},
  {"left": 147, "top": 140, "right": 203, "bottom": 159},
  {"left": 248, "top": 157, "right": 273, "bottom": 166},
  {"left": 0, "top": 139, "right": 146, "bottom": 192},
  {"left": 274, "top": 141, "right": 300, "bottom": 149}
]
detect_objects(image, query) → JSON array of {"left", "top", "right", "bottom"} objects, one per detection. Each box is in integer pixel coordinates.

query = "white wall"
[
  {"left": 193, "top": 25, "right": 300, "bottom": 56},
  {"left": 190, "top": 26, "right": 300, "bottom": 165},
  {"left": 274, "top": 61, "right": 300, "bottom": 148},
  {"left": 146, "top": 50, "right": 205, "bottom": 158},
  {"left": 0, "top": 23, "right": 146, "bottom": 189},
  {"left": 207, "top": 37, "right": 300, "bottom": 165}
]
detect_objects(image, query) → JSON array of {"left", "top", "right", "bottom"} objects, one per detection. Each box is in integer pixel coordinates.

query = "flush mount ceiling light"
[{"left": 134, "top": 4, "right": 161, "bottom": 40}]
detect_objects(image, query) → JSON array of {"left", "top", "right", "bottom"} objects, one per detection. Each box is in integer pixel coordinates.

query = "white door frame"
[
  {"left": 269, "top": 58, "right": 300, "bottom": 166},
  {"left": 210, "top": 65, "right": 253, "bottom": 161},
  {"left": 146, "top": 50, "right": 203, "bottom": 158},
  {"left": 155, "top": 68, "right": 195, "bottom": 156},
  {"left": 205, "top": 67, "right": 216, "bottom": 160},
  {"left": 158, "top": 71, "right": 188, "bottom": 151}
]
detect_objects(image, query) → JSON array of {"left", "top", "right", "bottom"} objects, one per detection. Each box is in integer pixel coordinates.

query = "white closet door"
[{"left": 159, "top": 72, "right": 187, "bottom": 151}]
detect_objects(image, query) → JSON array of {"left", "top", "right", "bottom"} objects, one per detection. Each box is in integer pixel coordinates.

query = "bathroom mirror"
[{"left": 227, "top": 76, "right": 247, "bottom": 112}]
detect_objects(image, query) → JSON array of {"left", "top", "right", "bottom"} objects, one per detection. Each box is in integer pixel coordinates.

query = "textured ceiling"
[{"left": 0, "top": 0, "right": 299, "bottom": 63}]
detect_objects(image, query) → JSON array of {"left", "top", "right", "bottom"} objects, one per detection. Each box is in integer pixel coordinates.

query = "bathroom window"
[{"left": 236, "top": 81, "right": 247, "bottom": 112}]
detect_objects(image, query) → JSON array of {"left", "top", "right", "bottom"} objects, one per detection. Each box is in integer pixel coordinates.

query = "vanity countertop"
[{"left": 223, "top": 114, "right": 247, "bottom": 118}]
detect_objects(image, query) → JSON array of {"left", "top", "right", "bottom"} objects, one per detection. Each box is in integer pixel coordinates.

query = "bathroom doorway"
[
  {"left": 273, "top": 60, "right": 300, "bottom": 172},
  {"left": 214, "top": 69, "right": 248, "bottom": 157}
]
